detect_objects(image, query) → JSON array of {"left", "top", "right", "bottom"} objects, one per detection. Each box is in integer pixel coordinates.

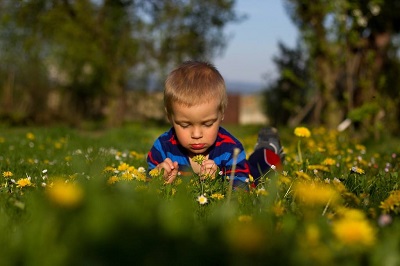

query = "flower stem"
[{"left": 297, "top": 140, "right": 303, "bottom": 163}]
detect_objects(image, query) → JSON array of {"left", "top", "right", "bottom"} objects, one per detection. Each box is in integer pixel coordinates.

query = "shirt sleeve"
[{"left": 147, "top": 138, "right": 166, "bottom": 171}]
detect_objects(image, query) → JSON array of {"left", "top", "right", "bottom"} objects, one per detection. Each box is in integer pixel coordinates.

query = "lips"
[{"left": 190, "top": 144, "right": 205, "bottom": 150}]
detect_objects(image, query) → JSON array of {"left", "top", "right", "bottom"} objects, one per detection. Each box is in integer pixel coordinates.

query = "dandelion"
[
  {"left": 210, "top": 193, "right": 225, "bottom": 200},
  {"left": 295, "top": 182, "right": 339, "bottom": 206},
  {"left": 117, "top": 162, "right": 130, "bottom": 171},
  {"left": 107, "top": 176, "right": 119, "bottom": 185},
  {"left": 350, "top": 166, "right": 365, "bottom": 174},
  {"left": 380, "top": 190, "right": 400, "bottom": 214},
  {"left": 2, "top": 171, "right": 13, "bottom": 178},
  {"left": 322, "top": 158, "right": 336, "bottom": 166},
  {"left": 16, "top": 178, "right": 33, "bottom": 188},
  {"left": 294, "top": 127, "right": 311, "bottom": 138},
  {"left": 149, "top": 168, "right": 161, "bottom": 178},
  {"left": 192, "top": 155, "right": 206, "bottom": 165},
  {"left": 332, "top": 214, "right": 375, "bottom": 247},
  {"left": 26, "top": 132, "right": 35, "bottom": 140},
  {"left": 256, "top": 187, "right": 268, "bottom": 196},
  {"left": 46, "top": 179, "right": 83, "bottom": 208},
  {"left": 197, "top": 194, "right": 208, "bottom": 205},
  {"left": 103, "top": 166, "right": 115, "bottom": 173},
  {"left": 295, "top": 171, "right": 312, "bottom": 181},
  {"left": 294, "top": 127, "right": 311, "bottom": 163}
]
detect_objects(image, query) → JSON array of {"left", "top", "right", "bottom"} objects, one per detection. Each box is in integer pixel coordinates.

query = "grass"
[{"left": 0, "top": 123, "right": 400, "bottom": 265}]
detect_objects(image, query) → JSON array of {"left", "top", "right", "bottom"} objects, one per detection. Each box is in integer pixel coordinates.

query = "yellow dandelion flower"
[
  {"left": 16, "top": 178, "right": 33, "bottom": 188},
  {"left": 54, "top": 142, "right": 63, "bottom": 149},
  {"left": 192, "top": 155, "right": 206, "bottom": 165},
  {"left": 295, "top": 182, "right": 339, "bottom": 206},
  {"left": 211, "top": 193, "right": 225, "bottom": 200},
  {"left": 0, "top": 136, "right": 5, "bottom": 143},
  {"left": 355, "top": 144, "right": 366, "bottom": 152},
  {"left": 197, "top": 194, "right": 208, "bottom": 205},
  {"left": 46, "top": 179, "right": 83, "bottom": 208},
  {"left": 26, "top": 132, "right": 35, "bottom": 140},
  {"left": 118, "top": 162, "right": 130, "bottom": 171},
  {"left": 350, "top": 166, "right": 365, "bottom": 174},
  {"left": 295, "top": 171, "right": 312, "bottom": 181},
  {"left": 238, "top": 215, "right": 252, "bottom": 223},
  {"left": 121, "top": 172, "right": 133, "bottom": 180},
  {"left": 332, "top": 218, "right": 375, "bottom": 247},
  {"left": 103, "top": 166, "right": 116, "bottom": 173},
  {"left": 149, "top": 168, "right": 161, "bottom": 177},
  {"left": 2, "top": 171, "right": 13, "bottom": 178},
  {"left": 278, "top": 175, "right": 291, "bottom": 185},
  {"left": 107, "top": 176, "right": 119, "bottom": 185},
  {"left": 336, "top": 207, "right": 366, "bottom": 220},
  {"left": 380, "top": 190, "right": 400, "bottom": 214},
  {"left": 256, "top": 187, "right": 268, "bottom": 196},
  {"left": 129, "top": 151, "right": 144, "bottom": 159},
  {"left": 294, "top": 127, "right": 311, "bottom": 138},
  {"left": 322, "top": 158, "right": 336, "bottom": 166}
]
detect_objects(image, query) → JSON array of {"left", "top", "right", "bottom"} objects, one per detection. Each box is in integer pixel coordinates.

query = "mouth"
[{"left": 190, "top": 144, "right": 206, "bottom": 150}]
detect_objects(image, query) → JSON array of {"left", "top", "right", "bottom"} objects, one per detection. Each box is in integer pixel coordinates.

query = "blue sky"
[{"left": 214, "top": 0, "right": 298, "bottom": 90}]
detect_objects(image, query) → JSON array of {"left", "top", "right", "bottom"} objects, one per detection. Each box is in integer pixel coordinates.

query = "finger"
[{"left": 165, "top": 161, "right": 179, "bottom": 184}]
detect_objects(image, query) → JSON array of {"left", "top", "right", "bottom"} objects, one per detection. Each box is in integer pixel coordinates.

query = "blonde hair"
[{"left": 164, "top": 61, "right": 228, "bottom": 116}]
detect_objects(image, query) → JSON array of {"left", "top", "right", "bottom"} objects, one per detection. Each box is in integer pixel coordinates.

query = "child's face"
[{"left": 169, "top": 98, "right": 223, "bottom": 157}]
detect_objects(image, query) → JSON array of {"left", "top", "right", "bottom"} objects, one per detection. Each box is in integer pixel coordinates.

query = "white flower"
[
  {"left": 197, "top": 195, "right": 208, "bottom": 205},
  {"left": 42, "top": 169, "right": 48, "bottom": 174},
  {"left": 138, "top": 167, "right": 146, "bottom": 173}
]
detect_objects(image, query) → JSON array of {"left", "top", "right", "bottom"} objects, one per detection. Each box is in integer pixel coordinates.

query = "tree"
[
  {"left": 0, "top": 0, "right": 242, "bottom": 126},
  {"left": 267, "top": 0, "right": 400, "bottom": 136}
]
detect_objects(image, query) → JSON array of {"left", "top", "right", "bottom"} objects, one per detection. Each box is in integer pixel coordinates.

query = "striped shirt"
[{"left": 147, "top": 127, "right": 250, "bottom": 185}]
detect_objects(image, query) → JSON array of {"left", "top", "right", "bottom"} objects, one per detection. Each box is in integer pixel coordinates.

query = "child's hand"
[
  {"left": 156, "top": 158, "right": 179, "bottom": 184},
  {"left": 199, "top": 159, "right": 218, "bottom": 178}
]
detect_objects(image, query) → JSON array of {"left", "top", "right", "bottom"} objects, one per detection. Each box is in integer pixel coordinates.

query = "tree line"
[{"left": 1, "top": 0, "right": 399, "bottom": 138}]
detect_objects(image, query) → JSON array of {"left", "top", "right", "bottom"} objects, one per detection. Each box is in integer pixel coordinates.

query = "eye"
[
  {"left": 204, "top": 121, "right": 214, "bottom": 127},
  {"left": 179, "top": 123, "right": 190, "bottom": 128}
]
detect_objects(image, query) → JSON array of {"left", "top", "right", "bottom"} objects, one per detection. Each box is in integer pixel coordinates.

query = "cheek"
[{"left": 173, "top": 127, "right": 190, "bottom": 142}]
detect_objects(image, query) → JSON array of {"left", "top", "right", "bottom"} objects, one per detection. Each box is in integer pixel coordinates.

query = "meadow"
[{"left": 1, "top": 123, "right": 399, "bottom": 265}]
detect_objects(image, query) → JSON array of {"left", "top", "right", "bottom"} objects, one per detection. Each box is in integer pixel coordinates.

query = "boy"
[{"left": 147, "top": 60, "right": 284, "bottom": 187}]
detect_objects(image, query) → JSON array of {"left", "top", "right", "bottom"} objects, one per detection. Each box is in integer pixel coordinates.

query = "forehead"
[{"left": 171, "top": 99, "right": 221, "bottom": 121}]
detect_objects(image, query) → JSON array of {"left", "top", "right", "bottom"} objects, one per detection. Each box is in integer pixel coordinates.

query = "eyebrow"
[{"left": 174, "top": 117, "right": 218, "bottom": 124}]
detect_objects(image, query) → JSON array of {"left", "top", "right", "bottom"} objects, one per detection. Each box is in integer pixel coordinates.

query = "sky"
[{"left": 213, "top": 0, "right": 298, "bottom": 92}]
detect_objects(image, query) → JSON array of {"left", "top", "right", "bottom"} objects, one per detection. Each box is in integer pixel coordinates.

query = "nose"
[{"left": 191, "top": 126, "right": 202, "bottom": 139}]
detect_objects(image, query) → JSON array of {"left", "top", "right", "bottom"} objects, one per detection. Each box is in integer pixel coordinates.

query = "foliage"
[
  {"left": 1, "top": 124, "right": 400, "bottom": 265},
  {"left": 0, "top": 0, "right": 243, "bottom": 125},
  {"left": 266, "top": 0, "right": 400, "bottom": 135}
]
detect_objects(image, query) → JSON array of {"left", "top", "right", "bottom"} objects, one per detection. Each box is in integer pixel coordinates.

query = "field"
[{"left": 1, "top": 123, "right": 400, "bottom": 265}]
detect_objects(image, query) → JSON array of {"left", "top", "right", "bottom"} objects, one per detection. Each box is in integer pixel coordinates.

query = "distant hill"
[{"left": 225, "top": 80, "right": 266, "bottom": 94}]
